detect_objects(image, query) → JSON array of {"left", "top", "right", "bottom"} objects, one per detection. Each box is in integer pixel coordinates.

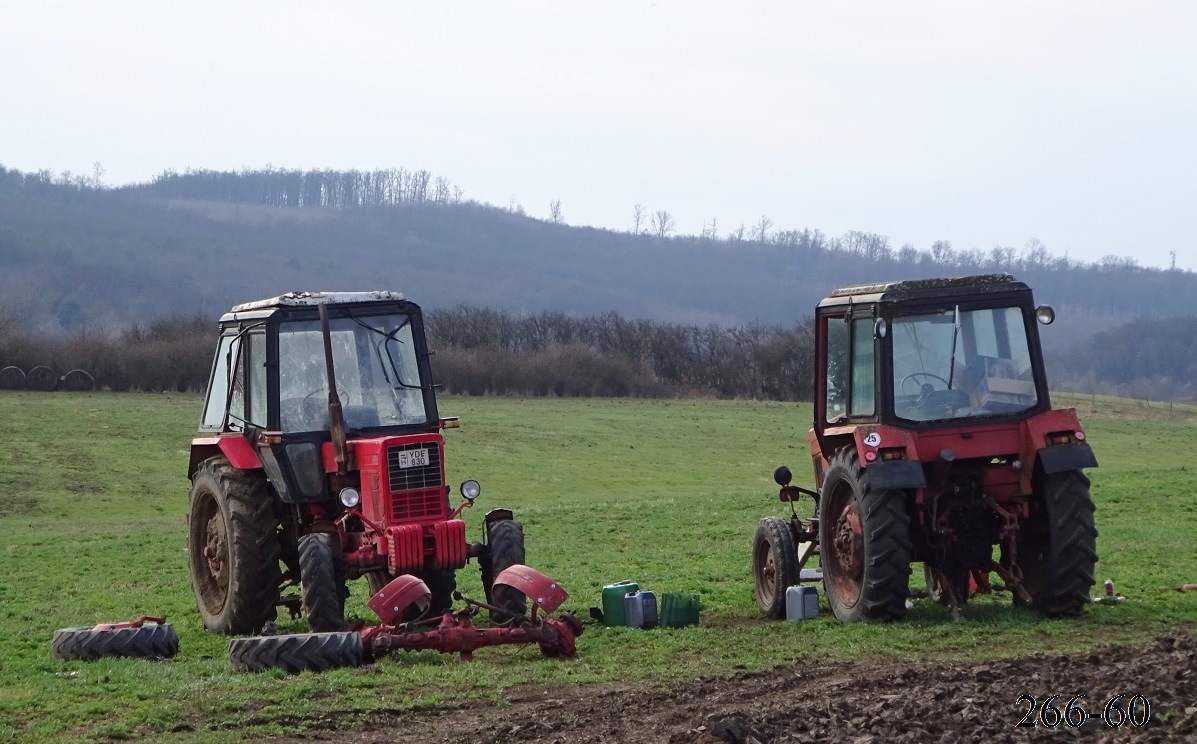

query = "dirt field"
[{"left": 264, "top": 632, "right": 1194, "bottom": 743}]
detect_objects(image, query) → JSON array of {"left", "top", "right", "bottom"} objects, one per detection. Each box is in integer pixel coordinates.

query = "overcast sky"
[{"left": 2, "top": 2, "right": 1194, "bottom": 270}]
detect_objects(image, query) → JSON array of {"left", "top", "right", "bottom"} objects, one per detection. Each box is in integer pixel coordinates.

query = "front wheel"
[
  {"left": 1016, "top": 470, "right": 1097, "bottom": 616},
  {"left": 819, "top": 450, "right": 912, "bottom": 623},
  {"left": 752, "top": 517, "right": 798, "bottom": 618},
  {"left": 482, "top": 520, "right": 526, "bottom": 623},
  {"left": 299, "top": 533, "right": 346, "bottom": 632}
]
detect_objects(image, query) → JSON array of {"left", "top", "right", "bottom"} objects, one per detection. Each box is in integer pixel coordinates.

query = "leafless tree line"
[
  {"left": 141, "top": 167, "right": 464, "bottom": 210},
  {"left": 426, "top": 307, "right": 814, "bottom": 399},
  {"left": 0, "top": 307, "right": 816, "bottom": 399}
]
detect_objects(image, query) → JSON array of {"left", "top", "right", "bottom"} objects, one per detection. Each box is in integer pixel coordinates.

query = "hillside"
[{"left": 2, "top": 165, "right": 1195, "bottom": 342}]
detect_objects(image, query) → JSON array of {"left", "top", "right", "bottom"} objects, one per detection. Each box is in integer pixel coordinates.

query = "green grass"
[{"left": 0, "top": 392, "right": 1194, "bottom": 742}]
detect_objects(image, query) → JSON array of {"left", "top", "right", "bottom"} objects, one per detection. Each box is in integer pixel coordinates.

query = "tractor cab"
[
  {"left": 188, "top": 292, "right": 527, "bottom": 637},
  {"left": 816, "top": 274, "right": 1051, "bottom": 439},
  {"left": 199, "top": 290, "right": 440, "bottom": 439}
]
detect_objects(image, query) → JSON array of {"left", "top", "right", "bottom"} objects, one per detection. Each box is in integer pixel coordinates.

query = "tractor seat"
[{"left": 342, "top": 405, "right": 381, "bottom": 429}]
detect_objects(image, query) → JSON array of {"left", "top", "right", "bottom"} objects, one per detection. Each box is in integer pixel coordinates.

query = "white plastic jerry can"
[
  {"left": 624, "top": 590, "right": 659, "bottom": 629},
  {"left": 785, "top": 585, "right": 819, "bottom": 620}
]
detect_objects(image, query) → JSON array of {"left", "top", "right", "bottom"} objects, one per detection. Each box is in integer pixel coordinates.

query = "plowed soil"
[{"left": 266, "top": 633, "right": 1195, "bottom": 743}]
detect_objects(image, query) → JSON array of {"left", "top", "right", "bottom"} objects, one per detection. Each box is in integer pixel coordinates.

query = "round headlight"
[
  {"left": 339, "top": 487, "right": 361, "bottom": 508},
  {"left": 460, "top": 479, "right": 481, "bottom": 501},
  {"left": 1035, "top": 305, "right": 1056, "bottom": 325}
]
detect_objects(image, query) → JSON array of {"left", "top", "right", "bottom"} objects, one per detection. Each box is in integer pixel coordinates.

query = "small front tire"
[
  {"left": 483, "top": 520, "right": 527, "bottom": 623},
  {"left": 752, "top": 517, "right": 799, "bottom": 618},
  {"left": 300, "top": 533, "right": 346, "bottom": 633}
]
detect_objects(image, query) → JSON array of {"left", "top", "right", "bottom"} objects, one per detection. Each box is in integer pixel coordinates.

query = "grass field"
[{"left": 0, "top": 392, "right": 1195, "bottom": 742}]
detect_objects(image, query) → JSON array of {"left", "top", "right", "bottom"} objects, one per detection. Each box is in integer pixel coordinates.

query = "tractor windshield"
[
  {"left": 278, "top": 312, "right": 428, "bottom": 432},
  {"left": 891, "top": 306, "right": 1038, "bottom": 422}
]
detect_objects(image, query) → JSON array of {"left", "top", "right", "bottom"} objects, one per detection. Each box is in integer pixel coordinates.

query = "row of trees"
[
  {"left": 139, "top": 166, "right": 464, "bottom": 210},
  {"left": 2, "top": 301, "right": 1192, "bottom": 402},
  {"left": 0, "top": 307, "right": 815, "bottom": 400}
]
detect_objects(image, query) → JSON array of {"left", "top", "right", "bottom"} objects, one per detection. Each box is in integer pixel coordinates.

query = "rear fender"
[
  {"left": 189, "top": 436, "right": 262, "bottom": 477},
  {"left": 1022, "top": 408, "right": 1099, "bottom": 473},
  {"left": 854, "top": 425, "right": 926, "bottom": 490}
]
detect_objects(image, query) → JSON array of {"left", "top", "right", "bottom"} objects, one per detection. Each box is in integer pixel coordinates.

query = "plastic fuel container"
[
  {"left": 601, "top": 581, "right": 639, "bottom": 626},
  {"left": 624, "top": 590, "right": 658, "bottom": 629}
]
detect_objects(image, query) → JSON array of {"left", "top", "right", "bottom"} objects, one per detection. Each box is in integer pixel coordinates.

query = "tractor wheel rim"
[
  {"left": 194, "top": 493, "right": 229, "bottom": 614},
  {"left": 834, "top": 503, "right": 864, "bottom": 580},
  {"left": 205, "top": 513, "right": 228, "bottom": 585},
  {"left": 826, "top": 485, "right": 864, "bottom": 608},
  {"left": 754, "top": 541, "right": 778, "bottom": 605}
]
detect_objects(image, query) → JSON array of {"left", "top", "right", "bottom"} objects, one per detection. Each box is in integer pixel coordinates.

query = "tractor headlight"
[
  {"left": 1035, "top": 305, "right": 1056, "bottom": 325},
  {"left": 460, "top": 479, "right": 481, "bottom": 502},
  {"left": 339, "top": 487, "right": 361, "bottom": 508}
]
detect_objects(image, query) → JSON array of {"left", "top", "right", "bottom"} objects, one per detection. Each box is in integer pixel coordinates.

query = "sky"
[{"left": 2, "top": 2, "right": 1195, "bottom": 270}]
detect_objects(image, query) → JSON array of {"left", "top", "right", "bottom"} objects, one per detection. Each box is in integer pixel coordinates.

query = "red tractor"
[
  {"left": 188, "top": 291, "right": 526, "bottom": 634},
  {"left": 753, "top": 275, "right": 1098, "bottom": 622}
]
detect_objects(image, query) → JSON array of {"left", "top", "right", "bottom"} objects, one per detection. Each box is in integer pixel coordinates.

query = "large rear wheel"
[
  {"left": 482, "top": 520, "right": 526, "bottom": 623},
  {"left": 819, "top": 449, "right": 912, "bottom": 623},
  {"left": 188, "top": 457, "right": 281, "bottom": 634},
  {"left": 1016, "top": 469, "right": 1097, "bottom": 616},
  {"left": 752, "top": 517, "right": 798, "bottom": 618},
  {"left": 299, "top": 533, "right": 346, "bottom": 632}
]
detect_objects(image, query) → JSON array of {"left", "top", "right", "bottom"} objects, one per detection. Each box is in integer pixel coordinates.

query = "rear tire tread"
[
  {"left": 228, "top": 632, "right": 362, "bottom": 673},
  {"left": 51, "top": 623, "right": 179, "bottom": 661}
]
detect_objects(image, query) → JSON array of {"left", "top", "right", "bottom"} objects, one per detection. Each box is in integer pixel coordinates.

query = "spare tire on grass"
[
  {"left": 51, "top": 622, "right": 179, "bottom": 661},
  {"left": 228, "top": 632, "right": 363, "bottom": 673}
]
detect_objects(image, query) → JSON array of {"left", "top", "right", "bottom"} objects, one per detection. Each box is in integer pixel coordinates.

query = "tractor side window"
[
  {"left": 246, "top": 331, "right": 268, "bottom": 427},
  {"left": 201, "top": 334, "right": 241, "bottom": 430},
  {"left": 850, "top": 318, "right": 876, "bottom": 417},
  {"left": 825, "top": 317, "right": 849, "bottom": 422}
]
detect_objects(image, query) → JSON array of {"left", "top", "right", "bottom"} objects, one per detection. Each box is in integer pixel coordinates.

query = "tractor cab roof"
[
  {"left": 220, "top": 291, "right": 409, "bottom": 323},
  {"left": 818, "top": 274, "right": 1029, "bottom": 310},
  {"left": 230, "top": 291, "right": 405, "bottom": 313}
]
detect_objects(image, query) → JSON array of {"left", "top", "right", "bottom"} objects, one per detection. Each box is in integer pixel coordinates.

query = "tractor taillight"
[
  {"left": 1046, "top": 432, "right": 1077, "bottom": 446},
  {"left": 879, "top": 448, "right": 906, "bottom": 461}
]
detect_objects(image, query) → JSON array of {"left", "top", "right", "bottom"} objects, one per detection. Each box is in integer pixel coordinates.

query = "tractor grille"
[{"left": 387, "top": 442, "right": 444, "bottom": 520}]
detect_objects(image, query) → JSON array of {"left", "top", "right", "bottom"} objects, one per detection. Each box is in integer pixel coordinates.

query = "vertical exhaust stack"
[{"left": 318, "top": 302, "right": 349, "bottom": 475}]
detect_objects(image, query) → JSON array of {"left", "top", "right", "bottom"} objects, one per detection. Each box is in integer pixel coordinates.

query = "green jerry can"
[
  {"left": 659, "top": 592, "right": 701, "bottom": 628},
  {"left": 601, "top": 581, "right": 639, "bottom": 627}
]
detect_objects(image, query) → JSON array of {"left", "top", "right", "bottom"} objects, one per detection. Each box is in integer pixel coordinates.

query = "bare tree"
[
  {"left": 548, "top": 199, "right": 564, "bottom": 224},
  {"left": 751, "top": 215, "right": 774, "bottom": 243},
  {"left": 729, "top": 222, "right": 747, "bottom": 242},
  {"left": 701, "top": 217, "right": 719, "bottom": 240},
  {"left": 930, "top": 239, "right": 954, "bottom": 264},
  {"left": 1022, "top": 238, "right": 1049, "bottom": 269},
  {"left": 631, "top": 203, "right": 646, "bottom": 234},
  {"left": 91, "top": 161, "right": 106, "bottom": 189},
  {"left": 651, "top": 210, "right": 677, "bottom": 238}
]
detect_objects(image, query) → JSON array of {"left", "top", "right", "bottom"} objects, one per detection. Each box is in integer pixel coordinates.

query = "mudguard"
[{"left": 1036, "top": 442, "right": 1099, "bottom": 473}]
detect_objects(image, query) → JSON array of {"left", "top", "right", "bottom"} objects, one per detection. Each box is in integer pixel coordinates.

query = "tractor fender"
[
  {"left": 867, "top": 460, "right": 927, "bottom": 490},
  {"left": 1036, "top": 442, "right": 1099, "bottom": 474},
  {"left": 188, "top": 436, "right": 262, "bottom": 477},
  {"left": 1022, "top": 408, "right": 1099, "bottom": 473}
]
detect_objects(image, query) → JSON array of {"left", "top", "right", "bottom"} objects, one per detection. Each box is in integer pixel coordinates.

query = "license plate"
[{"left": 396, "top": 448, "right": 430, "bottom": 469}]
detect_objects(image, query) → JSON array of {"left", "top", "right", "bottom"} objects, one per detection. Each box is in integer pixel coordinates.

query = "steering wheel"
[{"left": 900, "top": 372, "right": 950, "bottom": 399}]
